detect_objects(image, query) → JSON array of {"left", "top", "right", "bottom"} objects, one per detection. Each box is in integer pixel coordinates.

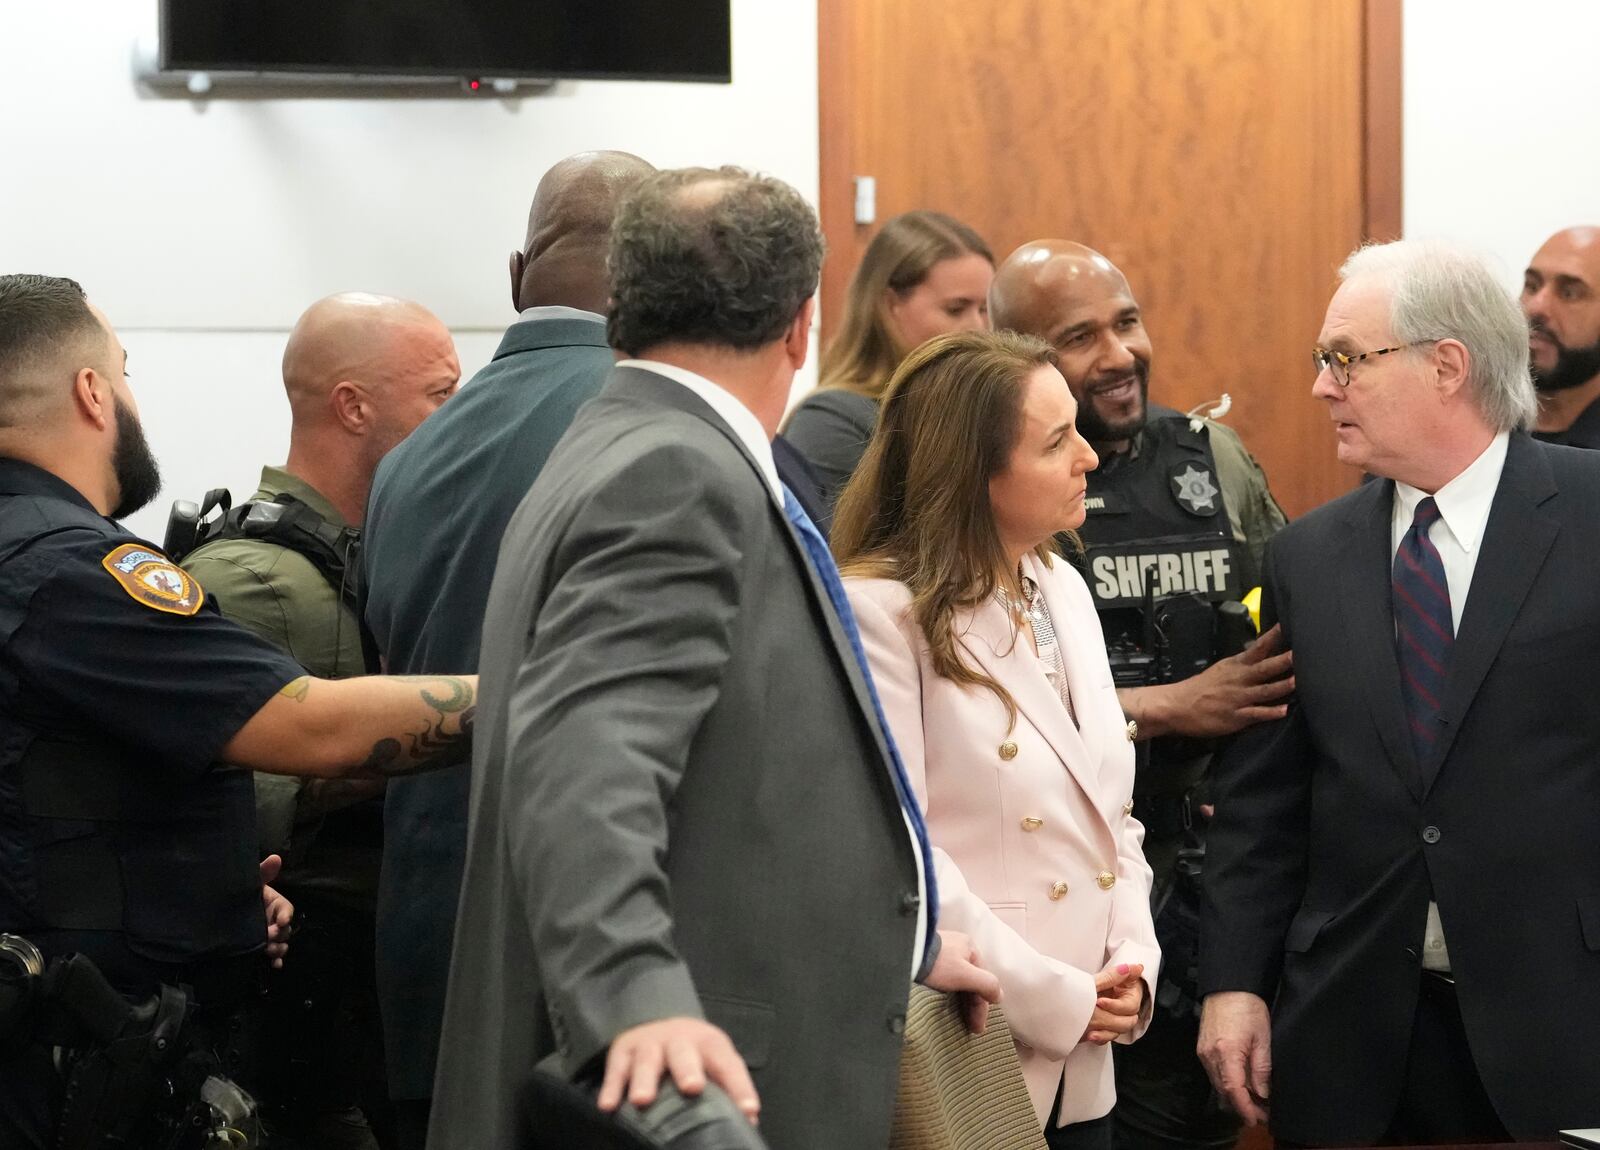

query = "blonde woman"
[{"left": 784, "top": 211, "right": 993, "bottom": 521}]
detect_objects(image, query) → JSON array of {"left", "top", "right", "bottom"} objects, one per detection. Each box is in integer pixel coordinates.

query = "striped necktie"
[{"left": 1393, "top": 497, "right": 1453, "bottom": 762}]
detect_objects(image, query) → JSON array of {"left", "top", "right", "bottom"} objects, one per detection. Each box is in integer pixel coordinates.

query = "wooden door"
[{"left": 819, "top": 0, "right": 1402, "bottom": 519}]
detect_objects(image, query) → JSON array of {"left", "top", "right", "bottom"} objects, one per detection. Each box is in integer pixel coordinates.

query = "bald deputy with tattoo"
[{"left": 0, "top": 275, "right": 477, "bottom": 1150}]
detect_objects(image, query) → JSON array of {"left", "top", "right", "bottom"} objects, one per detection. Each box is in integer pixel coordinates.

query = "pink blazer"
[{"left": 847, "top": 552, "right": 1160, "bottom": 1128}]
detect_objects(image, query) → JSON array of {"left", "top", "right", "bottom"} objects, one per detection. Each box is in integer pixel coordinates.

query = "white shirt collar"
[
  {"left": 515, "top": 304, "right": 605, "bottom": 323},
  {"left": 1393, "top": 431, "right": 1509, "bottom": 556},
  {"left": 616, "top": 359, "right": 782, "bottom": 504}
]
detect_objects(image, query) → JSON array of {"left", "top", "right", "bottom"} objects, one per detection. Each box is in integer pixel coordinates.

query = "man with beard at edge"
[
  {"left": 0, "top": 275, "right": 479, "bottom": 1149},
  {"left": 1522, "top": 226, "right": 1600, "bottom": 448},
  {"left": 990, "top": 241, "right": 1293, "bottom": 1150}
]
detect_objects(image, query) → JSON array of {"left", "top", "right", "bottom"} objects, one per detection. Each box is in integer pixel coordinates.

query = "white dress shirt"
[
  {"left": 1389, "top": 430, "right": 1509, "bottom": 971},
  {"left": 619, "top": 358, "right": 929, "bottom": 976},
  {"left": 517, "top": 304, "right": 607, "bottom": 324},
  {"left": 1390, "top": 431, "right": 1509, "bottom": 633}
]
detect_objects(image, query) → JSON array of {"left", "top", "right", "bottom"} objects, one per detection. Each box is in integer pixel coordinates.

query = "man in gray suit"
[
  {"left": 427, "top": 167, "right": 998, "bottom": 1149},
  {"left": 362, "top": 150, "right": 654, "bottom": 1149}
]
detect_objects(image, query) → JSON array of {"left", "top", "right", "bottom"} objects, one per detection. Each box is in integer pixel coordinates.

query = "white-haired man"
[{"left": 1197, "top": 240, "right": 1600, "bottom": 1144}]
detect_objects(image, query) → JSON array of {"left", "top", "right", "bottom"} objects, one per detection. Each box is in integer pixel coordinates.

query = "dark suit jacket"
[
  {"left": 362, "top": 311, "right": 615, "bottom": 1100},
  {"left": 1200, "top": 433, "right": 1600, "bottom": 1142},
  {"left": 781, "top": 386, "right": 880, "bottom": 531},
  {"left": 426, "top": 366, "right": 923, "bottom": 1149},
  {"left": 770, "top": 433, "right": 829, "bottom": 534}
]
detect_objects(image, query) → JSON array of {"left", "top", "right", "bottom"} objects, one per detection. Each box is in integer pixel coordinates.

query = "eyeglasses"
[{"left": 1311, "top": 339, "right": 1444, "bottom": 387}]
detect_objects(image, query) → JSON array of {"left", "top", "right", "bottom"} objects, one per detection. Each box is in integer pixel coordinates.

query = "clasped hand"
[{"left": 1083, "top": 962, "right": 1145, "bottom": 1045}]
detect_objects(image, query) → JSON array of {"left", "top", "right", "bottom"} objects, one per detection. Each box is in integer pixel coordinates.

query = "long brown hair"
[
  {"left": 833, "top": 329, "right": 1058, "bottom": 723},
  {"left": 819, "top": 211, "right": 993, "bottom": 401}
]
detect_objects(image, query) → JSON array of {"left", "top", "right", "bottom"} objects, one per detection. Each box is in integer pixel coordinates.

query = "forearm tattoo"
[{"left": 356, "top": 675, "right": 477, "bottom": 777}]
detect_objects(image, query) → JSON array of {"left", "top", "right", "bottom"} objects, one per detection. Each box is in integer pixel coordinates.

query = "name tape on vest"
[{"left": 1083, "top": 490, "right": 1130, "bottom": 515}]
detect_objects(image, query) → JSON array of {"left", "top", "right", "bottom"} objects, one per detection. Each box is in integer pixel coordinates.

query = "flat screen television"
[{"left": 160, "top": 0, "right": 732, "bottom": 82}]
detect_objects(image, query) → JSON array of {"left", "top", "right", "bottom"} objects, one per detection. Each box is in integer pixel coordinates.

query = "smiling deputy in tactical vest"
[{"left": 990, "top": 242, "right": 1292, "bottom": 1150}]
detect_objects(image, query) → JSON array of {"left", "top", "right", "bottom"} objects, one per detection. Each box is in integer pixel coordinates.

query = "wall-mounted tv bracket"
[{"left": 132, "top": 35, "right": 556, "bottom": 99}]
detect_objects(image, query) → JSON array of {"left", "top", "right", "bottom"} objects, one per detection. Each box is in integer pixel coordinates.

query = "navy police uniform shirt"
[{"left": 0, "top": 457, "right": 304, "bottom": 993}]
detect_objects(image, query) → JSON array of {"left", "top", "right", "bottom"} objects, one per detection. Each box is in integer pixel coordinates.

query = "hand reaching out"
[
  {"left": 1170, "top": 625, "right": 1294, "bottom": 737},
  {"left": 1122, "top": 625, "right": 1293, "bottom": 740}
]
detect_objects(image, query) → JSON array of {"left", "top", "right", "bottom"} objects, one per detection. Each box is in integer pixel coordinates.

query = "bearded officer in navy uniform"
[
  {"left": 0, "top": 274, "right": 477, "bottom": 1149},
  {"left": 991, "top": 242, "right": 1293, "bottom": 1150}
]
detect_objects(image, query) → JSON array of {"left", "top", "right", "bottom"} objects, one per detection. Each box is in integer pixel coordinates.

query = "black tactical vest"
[
  {"left": 1078, "top": 406, "right": 1240, "bottom": 602},
  {"left": 14, "top": 737, "right": 262, "bottom": 968},
  {"left": 1066, "top": 407, "right": 1244, "bottom": 678},
  {"left": 0, "top": 497, "right": 261, "bottom": 980},
  {"left": 167, "top": 489, "right": 379, "bottom": 675}
]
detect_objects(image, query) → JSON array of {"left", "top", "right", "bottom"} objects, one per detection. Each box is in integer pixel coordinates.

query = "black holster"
[
  {"left": 0, "top": 938, "right": 260, "bottom": 1150},
  {"left": 52, "top": 972, "right": 192, "bottom": 1149}
]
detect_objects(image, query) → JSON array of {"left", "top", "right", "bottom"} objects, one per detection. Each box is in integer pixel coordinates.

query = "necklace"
[
  {"left": 996, "top": 565, "right": 1078, "bottom": 725},
  {"left": 993, "top": 565, "right": 1038, "bottom": 622}
]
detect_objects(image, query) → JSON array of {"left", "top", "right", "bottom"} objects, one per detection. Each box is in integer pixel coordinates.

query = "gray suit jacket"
[
  {"left": 428, "top": 366, "right": 923, "bottom": 1149},
  {"left": 363, "top": 311, "right": 615, "bottom": 1099}
]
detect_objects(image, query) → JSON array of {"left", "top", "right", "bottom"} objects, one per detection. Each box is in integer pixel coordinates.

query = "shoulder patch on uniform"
[{"left": 100, "top": 544, "right": 205, "bottom": 616}]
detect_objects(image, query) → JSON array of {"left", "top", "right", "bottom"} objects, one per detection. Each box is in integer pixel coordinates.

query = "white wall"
[
  {"left": 0, "top": 0, "right": 818, "bottom": 541},
  {"left": 10, "top": 0, "right": 1594, "bottom": 542},
  {"left": 1404, "top": 0, "right": 1600, "bottom": 282}
]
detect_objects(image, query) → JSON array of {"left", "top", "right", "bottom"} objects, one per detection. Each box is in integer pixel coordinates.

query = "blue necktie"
[
  {"left": 780, "top": 485, "right": 939, "bottom": 948},
  {"left": 1393, "top": 497, "right": 1453, "bottom": 762}
]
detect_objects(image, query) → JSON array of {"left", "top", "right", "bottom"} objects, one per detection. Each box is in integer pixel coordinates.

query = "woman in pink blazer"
[{"left": 834, "top": 330, "right": 1160, "bottom": 1150}]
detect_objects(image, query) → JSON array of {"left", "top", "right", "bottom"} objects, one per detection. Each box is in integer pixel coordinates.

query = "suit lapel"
[
  {"left": 766, "top": 510, "right": 916, "bottom": 828},
  {"left": 1028, "top": 553, "right": 1112, "bottom": 754},
  {"left": 956, "top": 578, "right": 1103, "bottom": 809},
  {"left": 778, "top": 513, "right": 908, "bottom": 780},
  {"left": 1338, "top": 479, "right": 1425, "bottom": 801},
  {"left": 1424, "top": 435, "right": 1559, "bottom": 793}
]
